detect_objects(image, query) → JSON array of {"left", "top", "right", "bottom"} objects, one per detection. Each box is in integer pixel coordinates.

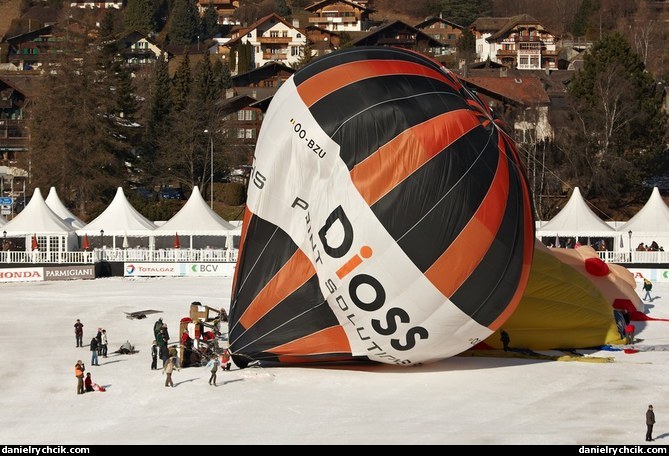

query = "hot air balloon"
[{"left": 228, "top": 47, "right": 534, "bottom": 367}]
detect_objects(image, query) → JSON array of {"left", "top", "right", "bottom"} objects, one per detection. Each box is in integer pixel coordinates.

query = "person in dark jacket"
[
  {"left": 151, "top": 340, "right": 158, "bottom": 370},
  {"left": 74, "top": 319, "right": 84, "bottom": 347},
  {"left": 647, "top": 405, "right": 656, "bottom": 441},
  {"left": 500, "top": 330, "right": 511, "bottom": 352},
  {"left": 90, "top": 337, "right": 99, "bottom": 366},
  {"left": 95, "top": 328, "right": 103, "bottom": 356},
  {"left": 84, "top": 373, "right": 94, "bottom": 392}
]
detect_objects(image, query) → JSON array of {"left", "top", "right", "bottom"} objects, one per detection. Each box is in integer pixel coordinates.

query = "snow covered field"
[{"left": 0, "top": 276, "right": 667, "bottom": 445}]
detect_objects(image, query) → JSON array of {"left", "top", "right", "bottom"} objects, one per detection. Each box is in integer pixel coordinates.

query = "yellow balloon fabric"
[{"left": 486, "top": 243, "right": 626, "bottom": 350}]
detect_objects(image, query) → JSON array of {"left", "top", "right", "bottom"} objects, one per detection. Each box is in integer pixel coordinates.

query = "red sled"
[{"left": 92, "top": 383, "right": 106, "bottom": 392}]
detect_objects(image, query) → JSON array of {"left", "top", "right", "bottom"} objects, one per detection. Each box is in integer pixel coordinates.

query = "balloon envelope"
[{"left": 229, "top": 47, "right": 534, "bottom": 366}]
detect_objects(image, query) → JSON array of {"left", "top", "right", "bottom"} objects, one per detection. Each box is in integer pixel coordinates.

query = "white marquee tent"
[
  {"left": 76, "top": 187, "right": 157, "bottom": 248},
  {"left": 1, "top": 188, "right": 78, "bottom": 251},
  {"left": 618, "top": 187, "right": 669, "bottom": 251},
  {"left": 536, "top": 187, "right": 615, "bottom": 248},
  {"left": 0, "top": 214, "right": 6, "bottom": 227},
  {"left": 45, "top": 187, "right": 85, "bottom": 230},
  {"left": 153, "top": 186, "right": 235, "bottom": 249}
]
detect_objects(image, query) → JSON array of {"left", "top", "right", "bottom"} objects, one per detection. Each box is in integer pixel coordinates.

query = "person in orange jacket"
[
  {"left": 221, "top": 349, "right": 231, "bottom": 371},
  {"left": 75, "top": 360, "right": 85, "bottom": 395}
]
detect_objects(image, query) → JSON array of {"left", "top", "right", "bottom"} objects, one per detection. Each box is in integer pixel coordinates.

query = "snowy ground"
[{"left": 0, "top": 276, "right": 667, "bottom": 445}]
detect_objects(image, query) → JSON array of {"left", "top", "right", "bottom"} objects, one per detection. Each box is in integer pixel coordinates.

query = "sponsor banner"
[
  {"left": 44, "top": 265, "right": 95, "bottom": 281},
  {"left": 184, "top": 263, "right": 236, "bottom": 277},
  {"left": 124, "top": 263, "right": 182, "bottom": 277},
  {"left": 124, "top": 262, "right": 236, "bottom": 277},
  {"left": 628, "top": 268, "right": 669, "bottom": 283},
  {"left": 0, "top": 267, "right": 44, "bottom": 283}
]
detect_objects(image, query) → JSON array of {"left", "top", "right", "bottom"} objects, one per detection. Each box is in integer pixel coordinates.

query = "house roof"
[
  {"left": 462, "top": 75, "right": 550, "bottom": 106},
  {"left": 215, "top": 93, "right": 258, "bottom": 117},
  {"left": 21, "top": 5, "right": 60, "bottom": 26},
  {"left": 231, "top": 61, "right": 295, "bottom": 86},
  {"left": 305, "top": 0, "right": 375, "bottom": 13},
  {"left": 0, "top": 74, "right": 38, "bottom": 98},
  {"left": 469, "top": 17, "right": 510, "bottom": 33},
  {"left": 224, "top": 13, "right": 302, "bottom": 48},
  {"left": 348, "top": 20, "right": 444, "bottom": 48},
  {"left": 154, "top": 186, "right": 234, "bottom": 235},
  {"left": 305, "top": 24, "right": 340, "bottom": 37},
  {"left": 487, "top": 14, "right": 550, "bottom": 42},
  {"left": 414, "top": 16, "right": 463, "bottom": 30},
  {"left": 76, "top": 187, "right": 157, "bottom": 235},
  {"left": 115, "top": 30, "right": 165, "bottom": 53}
]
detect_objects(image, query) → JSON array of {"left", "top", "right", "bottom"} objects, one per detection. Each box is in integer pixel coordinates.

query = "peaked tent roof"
[
  {"left": 537, "top": 187, "right": 614, "bottom": 235},
  {"left": 76, "top": 187, "right": 157, "bottom": 236},
  {"left": 620, "top": 187, "right": 669, "bottom": 233},
  {"left": 154, "top": 186, "right": 234, "bottom": 235},
  {"left": 2, "top": 188, "right": 75, "bottom": 235},
  {"left": 45, "top": 187, "right": 85, "bottom": 229}
]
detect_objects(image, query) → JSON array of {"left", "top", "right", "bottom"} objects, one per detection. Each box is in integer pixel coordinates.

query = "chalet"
[
  {"left": 0, "top": 74, "right": 35, "bottom": 163},
  {"left": 414, "top": 16, "right": 463, "bottom": 55},
  {"left": 115, "top": 30, "right": 169, "bottom": 70},
  {"left": 305, "top": 0, "right": 374, "bottom": 32},
  {"left": 221, "top": 13, "right": 306, "bottom": 72},
  {"left": 69, "top": 0, "right": 123, "bottom": 8},
  {"left": 196, "top": 0, "right": 239, "bottom": 25},
  {"left": 305, "top": 25, "right": 340, "bottom": 56},
  {"left": 462, "top": 69, "right": 552, "bottom": 144},
  {"left": 219, "top": 62, "right": 295, "bottom": 164},
  {"left": 470, "top": 15, "right": 559, "bottom": 70},
  {"left": 348, "top": 20, "right": 445, "bottom": 56},
  {"left": 6, "top": 20, "right": 95, "bottom": 71}
]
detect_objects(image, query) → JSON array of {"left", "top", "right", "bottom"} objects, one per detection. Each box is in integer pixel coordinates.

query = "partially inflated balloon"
[{"left": 229, "top": 47, "right": 534, "bottom": 366}]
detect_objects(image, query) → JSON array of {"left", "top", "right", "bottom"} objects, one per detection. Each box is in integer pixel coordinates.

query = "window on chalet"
[
  {"left": 296, "top": 33, "right": 301, "bottom": 38},
  {"left": 448, "top": 33, "right": 456, "bottom": 40},
  {"left": 270, "top": 31, "right": 279, "bottom": 38},
  {"left": 282, "top": 31, "right": 288, "bottom": 38}
]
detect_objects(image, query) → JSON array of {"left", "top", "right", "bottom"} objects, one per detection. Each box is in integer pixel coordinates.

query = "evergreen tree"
[
  {"left": 142, "top": 54, "right": 173, "bottom": 183},
  {"left": 565, "top": 32, "right": 667, "bottom": 198},
  {"left": 572, "top": 0, "right": 592, "bottom": 38},
  {"left": 212, "top": 58, "right": 232, "bottom": 93},
  {"left": 201, "top": 2, "right": 219, "bottom": 38},
  {"left": 114, "top": 63, "right": 138, "bottom": 121},
  {"left": 274, "top": 0, "right": 291, "bottom": 18},
  {"left": 169, "top": 0, "right": 200, "bottom": 45},
  {"left": 456, "top": 27, "right": 476, "bottom": 64},
  {"left": 229, "top": 47, "right": 237, "bottom": 72},
  {"left": 195, "top": 52, "right": 220, "bottom": 106},
  {"left": 124, "top": 0, "right": 155, "bottom": 34},
  {"left": 100, "top": 10, "right": 116, "bottom": 39},
  {"left": 292, "top": 41, "right": 314, "bottom": 69},
  {"left": 29, "top": 39, "right": 129, "bottom": 219},
  {"left": 236, "top": 42, "right": 254, "bottom": 74},
  {"left": 172, "top": 52, "right": 192, "bottom": 112},
  {"left": 427, "top": 0, "right": 492, "bottom": 26}
]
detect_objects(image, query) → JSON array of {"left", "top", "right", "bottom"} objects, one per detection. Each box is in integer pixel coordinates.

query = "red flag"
[
  {"left": 174, "top": 233, "right": 181, "bottom": 249},
  {"left": 31, "top": 234, "right": 39, "bottom": 250},
  {"left": 82, "top": 234, "right": 90, "bottom": 250}
]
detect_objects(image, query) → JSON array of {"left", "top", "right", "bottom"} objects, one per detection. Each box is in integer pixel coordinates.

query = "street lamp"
[
  {"left": 204, "top": 129, "right": 214, "bottom": 209},
  {"left": 100, "top": 229, "right": 104, "bottom": 248},
  {"left": 628, "top": 230, "right": 633, "bottom": 262}
]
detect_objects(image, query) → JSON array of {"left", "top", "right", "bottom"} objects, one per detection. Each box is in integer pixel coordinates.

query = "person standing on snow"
[
  {"left": 163, "top": 356, "right": 179, "bottom": 387},
  {"left": 90, "top": 336, "right": 99, "bottom": 366},
  {"left": 646, "top": 405, "right": 656, "bottom": 442},
  {"left": 643, "top": 279, "right": 653, "bottom": 302},
  {"left": 75, "top": 360, "right": 85, "bottom": 395},
  {"left": 206, "top": 356, "right": 221, "bottom": 386},
  {"left": 95, "top": 328, "right": 103, "bottom": 356},
  {"left": 220, "top": 349, "right": 231, "bottom": 371},
  {"left": 151, "top": 340, "right": 158, "bottom": 370},
  {"left": 100, "top": 329, "right": 108, "bottom": 358},
  {"left": 74, "top": 319, "right": 84, "bottom": 348},
  {"left": 500, "top": 330, "right": 511, "bottom": 352}
]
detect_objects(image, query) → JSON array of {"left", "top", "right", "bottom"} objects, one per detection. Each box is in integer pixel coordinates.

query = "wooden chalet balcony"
[
  {"left": 0, "top": 120, "right": 28, "bottom": 151},
  {"left": 308, "top": 16, "right": 358, "bottom": 24},
  {"left": 257, "top": 36, "right": 292, "bottom": 44},
  {"left": 496, "top": 48, "right": 516, "bottom": 57},
  {"left": 262, "top": 52, "right": 287, "bottom": 60}
]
